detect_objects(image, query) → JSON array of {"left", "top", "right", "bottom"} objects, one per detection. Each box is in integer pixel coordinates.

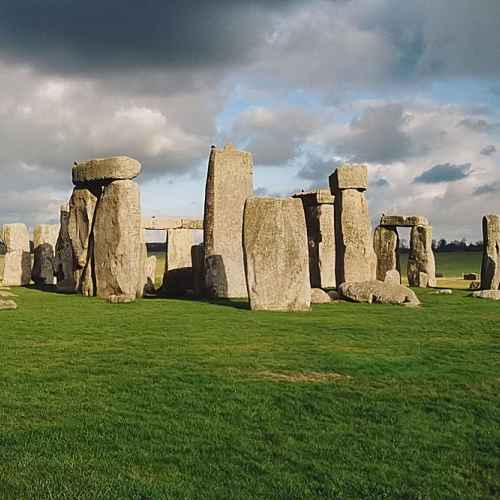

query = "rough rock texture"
[
  {"left": 0, "top": 299, "right": 17, "bottom": 310},
  {"left": 407, "top": 225, "right": 436, "bottom": 287},
  {"left": 203, "top": 144, "right": 253, "bottom": 298},
  {"left": 161, "top": 229, "right": 193, "bottom": 296},
  {"left": 480, "top": 215, "right": 500, "bottom": 290},
  {"left": 191, "top": 243, "right": 205, "bottom": 296},
  {"left": 108, "top": 294, "right": 134, "bottom": 304},
  {"left": 1, "top": 224, "right": 31, "bottom": 286},
  {"left": 243, "top": 197, "right": 311, "bottom": 312},
  {"left": 142, "top": 217, "right": 203, "bottom": 230},
  {"left": 329, "top": 164, "right": 368, "bottom": 191},
  {"left": 143, "top": 255, "right": 157, "bottom": 295},
  {"left": 72, "top": 156, "right": 141, "bottom": 185},
  {"left": 32, "top": 224, "right": 60, "bottom": 286},
  {"left": 68, "top": 186, "right": 101, "bottom": 293},
  {"left": 384, "top": 269, "right": 401, "bottom": 285},
  {"left": 55, "top": 205, "right": 76, "bottom": 292},
  {"left": 311, "top": 288, "right": 332, "bottom": 304},
  {"left": 339, "top": 280, "right": 420, "bottom": 306},
  {"left": 379, "top": 215, "right": 429, "bottom": 227},
  {"left": 93, "top": 180, "right": 143, "bottom": 300},
  {"left": 293, "top": 189, "right": 335, "bottom": 288},
  {"left": 332, "top": 187, "right": 377, "bottom": 284},
  {"left": 373, "top": 225, "right": 400, "bottom": 282},
  {"left": 472, "top": 290, "right": 500, "bottom": 300}
]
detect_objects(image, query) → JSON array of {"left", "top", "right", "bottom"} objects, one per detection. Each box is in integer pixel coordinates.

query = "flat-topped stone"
[
  {"left": 379, "top": 215, "right": 429, "bottom": 227},
  {"left": 142, "top": 217, "right": 203, "bottom": 231},
  {"left": 293, "top": 189, "right": 334, "bottom": 206},
  {"left": 329, "top": 164, "right": 368, "bottom": 191},
  {"left": 72, "top": 156, "right": 141, "bottom": 185}
]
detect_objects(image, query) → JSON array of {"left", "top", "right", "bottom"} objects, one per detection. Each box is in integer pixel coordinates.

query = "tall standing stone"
[
  {"left": 243, "top": 197, "right": 311, "bottom": 311},
  {"left": 373, "top": 225, "right": 400, "bottom": 283},
  {"left": 93, "top": 179, "right": 143, "bottom": 299},
  {"left": 293, "top": 189, "right": 335, "bottom": 289},
  {"left": 55, "top": 204, "right": 76, "bottom": 292},
  {"left": 1, "top": 223, "right": 31, "bottom": 286},
  {"left": 407, "top": 225, "right": 436, "bottom": 287},
  {"left": 161, "top": 229, "right": 194, "bottom": 296},
  {"left": 32, "top": 224, "right": 60, "bottom": 286},
  {"left": 329, "top": 165, "right": 377, "bottom": 285},
  {"left": 203, "top": 144, "right": 253, "bottom": 298},
  {"left": 143, "top": 254, "right": 157, "bottom": 295},
  {"left": 481, "top": 214, "right": 500, "bottom": 290},
  {"left": 191, "top": 243, "right": 205, "bottom": 297}
]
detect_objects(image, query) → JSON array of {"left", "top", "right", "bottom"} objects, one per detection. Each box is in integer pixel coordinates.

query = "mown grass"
[{"left": 1, "top": 285, "right": 499, "bottom": 499}]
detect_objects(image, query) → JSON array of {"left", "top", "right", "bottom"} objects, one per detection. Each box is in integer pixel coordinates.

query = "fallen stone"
[
  {"left": 472, "top": 290, "right": 500, "bottom": 300},
  {"left": 329, "top": 164, "right": 368, "bottom": 191},
  {"left": 338, "top": 280, "right": 420, "bottom": 306},
  {"left": 0, "top": 299, "right": 17, "bottom": 310},
  {"left": 108, "top": 294, "right": 135, "bottom": 304},
  {"left": 311, "top": 288, "right": 332, "bottom": 304},
  {"left": 72, "top": 156, "right": 141, "bottom": 185},
  {"left": 432, "top": 289, "right": 452, "bottom": 295},
  {"left": 243, "top": 197, "right": 311, "bottom": 311},
  {"left": 480, "top": 215, "right": 500, "bottom": 290},
  {"left": 374, "top": 225, "right": 399, "bottom": 282}
]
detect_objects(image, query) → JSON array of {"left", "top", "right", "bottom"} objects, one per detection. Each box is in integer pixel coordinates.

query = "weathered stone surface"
[
  {"left": 108, "top": 294, "right": 135, "bottom": 304},
  {"left": 311, "top": 288, "right": 332, "bottom": 304},
  {"left": 294, "top": 189, "right": 335, "bottom": 289},
  {"left": 329, "top": 164, "right": 368, "bottom": 191},
  {"left": 33, "top": 224, "right": 59, "bottom": 251},
  {"left": 1, "top": 224, "right": 31, "bottom": 286},
  {"left": 68, "top": 186, "right": 100, "bottom": 294},
  {"left": 480, "top": 215, "right": 500, "bottom": 290},
  {"left": 142, "top": 216, "right": 203, "bottom": 230},
  {"left": 161, "top": 229, "right": 194, "bottom": 296},
  {"left": 243, "top": 197, "right": 311, "bottom": 312},
  {"left": 32, "top": 224, "right": 59, "bottom": 287},
  {"left": 333, "top": 188, "right": 377, "bottom": 284},
  {"left": 72, "top": 156, "right": 141, "bottom": 186},
  {"left": 55, "top": 205, "right": 76, "bottom": 292},
  {"left": 373, "top": 225, "right": 400, "bottom": 282},
  {"left": 407, "top": 225, "right": 436, "bottom": 287},
  {"left": 93, "top": 180, "right": 143, "bottom": 300},
  {"left": 191, "top": 243, "right": 205, "bottom": 296},
  {"left": 472, "top": 290, "right": 500, "bottom": 300},
  {"left": 203, "top": 144, "right": 253, "bottom": 298},
  {"left": 384, "top": 269, "right": 401, "bottom": 285},
  {"left": 0, "top": 299, "right": 17, "bottom": 310},
  {"left": 339, "top": 280, "right": 420, "bottom": 306},
  {"left": 143, "top": 255, "right": 157, "bottom": 295},
  {"left": 379, "top": 215, "right": 429, "bottom": 227}
]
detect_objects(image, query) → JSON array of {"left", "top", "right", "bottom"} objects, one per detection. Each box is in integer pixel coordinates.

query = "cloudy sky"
[{"left": 1, "top": 0, "right": 499, "bottom": 241}]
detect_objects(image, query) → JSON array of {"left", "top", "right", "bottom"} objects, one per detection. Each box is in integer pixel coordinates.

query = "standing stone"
[
  {"left": 373, "top": 225, "right": 400, "bottom": 283},
  {"left": 481, "top": 215, "right": 500, "bottom": 290},
  {"left": 161, "top": 229, "right": 194, "bottom": 296},
  {"left": 407, "top": 225, "right": 436, "bottom": 287},
  {"left": 329, "top": 165, "right": 377, "bottom": 285},
  {"left": 93, "top": 180, "right": 143, "bottom": 299},
  {"left": 55, "top": 204, "right": 76, "bottom": 292},
  {"left": 68, "top": 186, "right": 101, "bottom": 294},
  {"left": 32, "top": 224, "right": 60, "bottom": 286},
  {"left": 1, "top": 224, "right": 31, "bottom": 286},
  {"left": 243, "top": 197, "right": 311, "bottom": 311},
  {"left": 143, "top": 254, "right": 157, "bottom": 295},
  {"left": 293, "top": 189, "right": 335, "bottom": 289},
  {"left": 203, "top": 144, "right": 254, "bottom": 298},
  {"left": 191, "top": 243, "right": 205, "bottom": 296}
]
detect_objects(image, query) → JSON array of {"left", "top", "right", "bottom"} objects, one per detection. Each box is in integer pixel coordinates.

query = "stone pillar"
[
  {"left": 55, "top": 204, "right": 77, "bottom": 292},
  {"left": 143, "top": 254, "right": 157, "bottom": 295},
  {"left": 407, "top": 225, "right": 436, "bottom": 287},
  {"left": 243, "top": 197, "right": 311, "bottom": 311},
  {"left": 373, "top": 225, "right": 400, "bottom": 283},
  {"left": 191, "top": 243, "right": 205, "bottom": 297},
  {"left": 203, "top": 144, "right": 253, "bottom": 298},
  {"left": 161, "top": 229, "right": 194, "bottom": 296},
  {"left": 1, "top": 223, "right": 31, "bottom": 286},
  {"left": 293, "top": 189, "right": 335, "bottom": 289},
  {"left": 32, "top": 224, "right": 59, "bottom": 286},
  {"left": 481, "top": 214, "right": 500, "bottom": 290},
  {"left": 329, "top": 165, "right": 377, "bottom": 285}
]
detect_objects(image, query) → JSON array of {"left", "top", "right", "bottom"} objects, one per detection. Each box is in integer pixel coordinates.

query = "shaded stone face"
[
  {"left": 92, "top": 180, "right": 143, "bottom": 300},
  {"left": 203, "top": 144, "right": 254, "bottom": 298},
  {"left": 191, "top": 243, "right": 205, "bottom": 297},
  {"left": 243, "top": 197, "right": 311, "bottom": 312},
  {"left": 55, "top": 205, "right": 76, "bottom": 292},
  {"left": 373, "top": 225, "right": 400, "bottom": 283},
  {"left": 72, "top": 156, "right": 141, "bottom": 186},
  {"left": 407, "top": 225, "right": 436, "bottom": 287},
  {"left": 161, "top": 229, "right": 194, "bottom": 297},
  {"left": 1, "top": 224, "right": 31, "bottom": 286},
  {"left": 481, "top": 214, "right": 500, "bottom": 290}
]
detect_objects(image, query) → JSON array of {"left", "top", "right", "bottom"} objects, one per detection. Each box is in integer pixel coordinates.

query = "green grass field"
[{"left": 1, "top": 251, "right": 499, "bottom": 499}]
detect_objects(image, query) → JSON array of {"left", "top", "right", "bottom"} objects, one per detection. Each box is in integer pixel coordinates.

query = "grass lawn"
[{"left": 1, "top": 282, "right": 500, "bottom": 499}]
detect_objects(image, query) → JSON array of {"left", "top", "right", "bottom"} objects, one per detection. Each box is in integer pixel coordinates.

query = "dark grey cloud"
[
  {"left": 297, "top": 156, "right": 341, "bottom": 185},
  {"left": 473, "top": 181, "right": 500, "bottom": 196},
  {"left": 414, "top": 162, "right": 472, "bottom": 184},
  {"left": 480, "top": 144, "right": 497, "bottom": 156}
]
